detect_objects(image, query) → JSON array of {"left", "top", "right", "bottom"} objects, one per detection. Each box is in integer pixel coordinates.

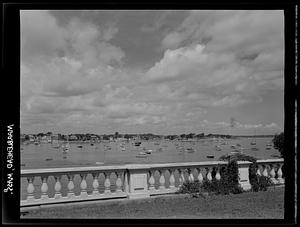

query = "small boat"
[
  {"left": 90, "top": 143, "right": 94, "bottom": 146},
  {"left": 186, "top": 148, "right": 195, "bottom": 153},
  {"left": 77, "top": 145, "right": 83, "bottom": 148},
  {"left": 230, "top": 150, "right": 242, "bottom": 154},
  {"left": 251, "top": 147, "right": 259, "bottom": 151},
  {"left": 207, "top": 155, "right": 214, "bottom": 158},
  {"left": 134, "top": 142, "right": 142, "bottom": 146},
  {"left": 45, "top": 158, "right": 53, "bottom": 161},
  {"left": 62, "top": 142, "right": 70, "bottom": 153},
  {"left": 231, "top": 145, "right": 236, "bottom": 149},
  {"left": 145, "top": 150, "right": 152, "bottom": 154}
]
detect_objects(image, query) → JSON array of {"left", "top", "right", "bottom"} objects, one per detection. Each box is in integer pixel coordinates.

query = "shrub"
[
  {"left": 177, "top": 161, "right": 243, "bottom": 196},
  {"left": 273, "top": 132, "right": 284, "bottom": 157},
  {"left": 177, "top": 181, "right": 202, "bottom": 194},
  {"left": 249, "top": 162, "right": 274, "bottom": 191},
  {"left": 250, "top": 173, "right": 274, "bottom": 192}
]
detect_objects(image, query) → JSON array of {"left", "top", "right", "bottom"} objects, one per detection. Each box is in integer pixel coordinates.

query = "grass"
[{"left": 21, "top": 187, "right": 284, "bottom": 219}]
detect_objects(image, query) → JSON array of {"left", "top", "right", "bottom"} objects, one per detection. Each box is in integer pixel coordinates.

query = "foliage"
[
  {"left": 219, "top": 153, "right": 257, "bottom": 163},
  {"left": 249, "top": 162, "right": 274, "bottom": 192},
  {"left": 218, "top": 161, "right": 243, "bottom": 194},
  {"left": 250, "top": 174, "right": 274, "bottom": 192},
  {"left": 177, "top": 160, "right": 243, "bottom": 196},
  {"left": 272, "top": 132, "right": 284, "bottom": 157},
  {"left": 177, "top": 181, "right": 202, "bottom": 195}
]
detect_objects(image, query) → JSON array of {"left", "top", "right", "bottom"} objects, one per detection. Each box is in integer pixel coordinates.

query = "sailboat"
[
  {"left": 250, "top": 129, "right": 259, "bottom": 151},
  {"left": 62, "top": 137, "right": 70, "bottom": 153},
  {"left": 250, "top": 129, "right": 257, "bottom": 145}
]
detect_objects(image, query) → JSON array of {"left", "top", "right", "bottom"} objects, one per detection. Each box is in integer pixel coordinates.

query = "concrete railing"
[{"left": 21, "top": 159, "right": 284, "bottom": 207}]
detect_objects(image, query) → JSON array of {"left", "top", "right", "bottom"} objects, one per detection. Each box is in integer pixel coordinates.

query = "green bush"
[
  {"left": 177, "top": 181, "right": 202, "bottom": 194},
  {"left": 177, "top": 160, "right": 243, "bottom": 196},
  {"left": 273, "top": 132, "right": 284, "bottom": 157},
  {"left": 250, "top": 174, "right": 274, "bottom": 192},
  {"left": 249, "top": 163, "right": 274, "bottom": 192}
]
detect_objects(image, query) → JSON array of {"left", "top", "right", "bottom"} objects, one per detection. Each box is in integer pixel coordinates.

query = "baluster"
[
  {"left": 115, "top": 172, "right": 123, "bottom": 193},
  {"left": 269, "top": 164, "right": 277, "bottom": 184},
  {"left": 179, "top": 169, "right": 186, "bottom": 186},
  {"left": 80, "top": 173, "right": 88, "bottom": 197},
  {"left": 277, "top": 164, "right": 284, "bottom": 184},
  {"left": 169, "top": 169, "right": 175, "bottom": 189},
  {"left": 148, "top": 170, "right": 155, "bottom": 190},
  {"left": 262, "top": 165, "right": 269, "bottom": 177},
  {"left": 104, "top": 172, "right": 111, "bottom": 193},
  {"left": 124, "top": 171, "right": 129, "bottom": 193},
  {"left": 257, "top": 165, "right": 262, "bottom": 176},
  {"left": 67, "top": 174, "right": 75, "bottom": 198},
  {"left": 92, "top": 172, "right": 100, "bottom": 195},
  {"left": 26, "top": 177, "right": 35, "bottom": 200},
  {"left": 206, "top": 167, "right": 212, "bottom": 181},
  {"left": 188, "top": 168, "right": 194, "bottom": 182},
  {"left": 54, "top": 175, "right": 62, "bottom": 199},
  {"left": 159, "top": 170, "right": 166, "bottom": 190},
  {"left": 197, "top": 168, "right": 204, "bottom": 183},
  {"left": 215, "top": 167, "right": 221, "bottom": 181},
  {"left": 40, "top": 176, "right": 49, "bottom": 200}
]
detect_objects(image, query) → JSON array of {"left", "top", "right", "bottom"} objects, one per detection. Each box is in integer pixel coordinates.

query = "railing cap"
[{"left": 21, "top": 159, "right": 284, "bottom": 176}]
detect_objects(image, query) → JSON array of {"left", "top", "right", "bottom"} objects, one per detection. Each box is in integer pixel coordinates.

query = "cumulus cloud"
[
  {"left": 145, "top": 10, "right": 283, "bottom": 109},
  {"left": 21, "top": 10, "right": 284, "bottom": 134}
]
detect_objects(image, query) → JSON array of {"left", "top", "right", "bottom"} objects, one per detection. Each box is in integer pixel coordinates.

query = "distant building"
[
  {"left": 69, "top": 135, "right": 78, "bottom": 141},
  {"left": 28, "top": 134, "right": 35, "bottom": 142},
  {"left": 90, "top": 135, "right": 98, "bottom": 141},
  {"left": 51, "top": 134, "right": 59, "bottom": 141},
  {"left": 20, "top": 134, "right": 26, "bottom": 142}
]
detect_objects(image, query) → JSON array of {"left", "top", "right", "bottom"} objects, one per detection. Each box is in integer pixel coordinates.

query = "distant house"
[
  {"left": 51, "top": 134, "right": 59, "bottom": 142},
  {"left": 28, "top": 134, "right": 35, "bottom": 142},
  {"left": 90, "top": 135, "right": 98, "bottom": 141},
  {"left": 69, "top": 135, "right": 78, "bottom": 141},
  {"left": 20, "top": 134, "right": 26, "bottom": 142},
  {"left": 40, "top": 135, "right": 48, "bottom": 143}
]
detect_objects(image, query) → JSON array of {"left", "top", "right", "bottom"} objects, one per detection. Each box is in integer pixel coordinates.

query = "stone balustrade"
[
  {"left": 21, "top": 166, "right": 128, "bottom": 207},
  {"left": 255, "top": 159, "right": 285, "bottom": 184},
  {"left": 21, "top": 159, "right": 284, "bottom": 207}
]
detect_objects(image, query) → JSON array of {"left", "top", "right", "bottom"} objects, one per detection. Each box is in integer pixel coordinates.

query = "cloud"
[
  {"left": 143, "top": 44, "right": 263, "bottom": 107},
  {"left": 144, "top": 11, "right": 284, "bottom": 109},
  {"left": 21, "top": 10, "right": 284, "bottom": 134},
  {"left": 21, "top": 10, "right": 66, "bottom": 62},
  {"left": 21, "top": 10, "right": 128, "bottom": 112}
]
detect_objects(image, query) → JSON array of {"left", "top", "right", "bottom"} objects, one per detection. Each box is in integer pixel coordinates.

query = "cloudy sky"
[{"left": 20, "top": 10, "right": 284, "bottom": 135}]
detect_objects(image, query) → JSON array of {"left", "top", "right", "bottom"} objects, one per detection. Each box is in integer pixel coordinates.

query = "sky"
[{"left": 20, "top": 10, "right": 284, "bottom": 135}]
